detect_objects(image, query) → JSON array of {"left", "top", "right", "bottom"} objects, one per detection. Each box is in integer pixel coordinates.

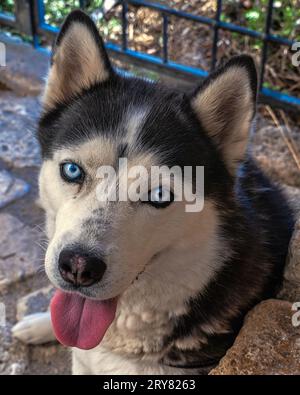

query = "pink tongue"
[{"left": 50, "top": 290, "right": 117, "bottom": 350}]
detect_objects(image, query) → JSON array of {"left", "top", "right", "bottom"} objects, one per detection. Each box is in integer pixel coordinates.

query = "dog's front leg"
[{"left": 12, "top": 311, "right": 56, "bottom": 345}]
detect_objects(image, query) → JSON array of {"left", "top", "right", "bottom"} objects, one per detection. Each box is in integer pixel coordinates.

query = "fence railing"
[{"left": 0, "top": 0, "right": 299, "bottom": 111}]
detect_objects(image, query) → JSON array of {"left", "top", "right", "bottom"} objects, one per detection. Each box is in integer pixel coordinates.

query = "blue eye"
[
  {"left": 147, "top": 186, "right": 174, "bottom": 208},
  {"left": 61, "top": 162, "right": 84, "bottom": 183}
]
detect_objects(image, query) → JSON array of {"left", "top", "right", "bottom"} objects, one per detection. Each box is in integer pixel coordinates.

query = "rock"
[
  {"left": 26, "top": 343, "right": 71, "bottom": 375},
  {"left": 252, "top": 125, "right": 300, "bottom": 188},
  {"left": 0, "top": 323, "right": 28, "bottom": 375},
  {"left": 210, "top": 300, "right": 300, "bottom": 375},
  {"left": 279, "top": 218, "right": 300, "bottom": 301},
  {"left": 0, "top": 129, "right": 41, "bottom": 168},
  {"left": 0, "top": 32, "right": 49, "bottom": 96},
  {"left": 16, "top": 286, "right": 54, "bottom": 321},
  {"left": 0, "top": 93, "right": 41, "bottom": 168},
  {"left": 279, "top": 280, "right": 300, "bottom": 302},
  {"left": 0, "top": 214, "right": 43, "bottom": 292},
  {"left": 281, "top": 184, "right": 300, "bottom": 214},
  {"left": 286, "top": 218, "right": 300, "bottom": 283},
  {"left": 0, "top": 169, "right": 30, "bottom": 208},
  {"left": 275, "top": 186, "right": 300, "bottom": 301}
]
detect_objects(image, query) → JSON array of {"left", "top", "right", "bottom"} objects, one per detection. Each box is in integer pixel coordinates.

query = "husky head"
[{"left": 38, "top": 10, "right": 257, "bottom": 349}]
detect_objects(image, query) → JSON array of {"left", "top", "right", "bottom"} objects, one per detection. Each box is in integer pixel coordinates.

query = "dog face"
[{"left": 38, "top": 11, "right": 257, "bottom": 303}]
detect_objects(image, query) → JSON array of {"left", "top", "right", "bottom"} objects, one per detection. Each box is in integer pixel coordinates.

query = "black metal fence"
[{"left": 0, "top": 0, "right": 299, "bottom": 110}]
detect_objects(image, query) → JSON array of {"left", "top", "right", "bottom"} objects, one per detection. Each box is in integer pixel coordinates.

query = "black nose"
[{"left": 58, "top": 248, "right": 106, "bottom": 287}]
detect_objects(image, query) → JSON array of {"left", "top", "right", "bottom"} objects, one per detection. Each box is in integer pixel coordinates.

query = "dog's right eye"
[
  {"left": 60, "top": 162, "right": 84, "bottom": 183},
  {"left": 147, "top": 186, "right": 174, "bottom": 209}
]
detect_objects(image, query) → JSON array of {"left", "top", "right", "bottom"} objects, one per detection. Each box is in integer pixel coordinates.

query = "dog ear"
[
  {"left": 191, "top": 56, "right": 257, "bottom": 175},
  {"left": 43, "top": 10, "right": 114, "bottom": 111}
]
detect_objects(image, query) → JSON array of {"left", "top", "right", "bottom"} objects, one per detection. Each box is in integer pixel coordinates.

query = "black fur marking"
[
  {"left": 117, "top": 143, "right": 128, "bottom": 159},
  {"left": 161, "top": 333, "right": 236, "bottom": 371}
]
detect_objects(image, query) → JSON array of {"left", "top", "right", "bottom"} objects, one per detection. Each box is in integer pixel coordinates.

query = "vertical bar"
[
  {"left": 211, "top": 0, "right": 222, "bottom": 70},
  {"left": 28, "top": 0, "right": 39, "bottom": 47},
  {"left": 259, "top": 0, "right": 274, "bottom": 90},
  {"left": 13, "top": 0, "right": 38, "bottom": 44},
  {"left": 162, "top": 13, "right": 168, "bottom": 63},
  {"left": 36, "top": 0, "right": 46, "bottom": 25},
  {"left": 122, "top": 0, "right": 128, "bottom": 51},
  {"left": 79, "top": 0, "right": 86, "bottom": 8}
]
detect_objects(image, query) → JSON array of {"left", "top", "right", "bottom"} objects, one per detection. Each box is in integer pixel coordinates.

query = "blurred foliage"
[
  {"left": 0, "top": 0, "right": 120, "bottom": 42},
  {"left": 0, "top": 1, "right": 105, "bottom": 25},
  {"left": 0, "top": 0, "right": 14, "bottom": 14},
  {"left": 221, "top": 0, "right": 300, "bottom": 40},
  {"left": 43, "top": 1, "right": 121, "bottom": 41},
  {"left": 43, "top": 0, "right": 79, "bottom": 26},
  {"left": 43, "top": 1, "right": 104, "bottom": 26}
]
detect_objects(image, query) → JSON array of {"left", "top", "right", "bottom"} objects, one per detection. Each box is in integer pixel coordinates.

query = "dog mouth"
[
  {"left": 50, "top": 290, "right": 118, "bottom": 350},
  {"left": 50, "top": 249, "right": 166, "bottom": 350}
]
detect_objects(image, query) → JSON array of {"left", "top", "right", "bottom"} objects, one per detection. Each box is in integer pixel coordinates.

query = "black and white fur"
[{"left": 13, "top": 10, "right": 294, "bottom": 374}]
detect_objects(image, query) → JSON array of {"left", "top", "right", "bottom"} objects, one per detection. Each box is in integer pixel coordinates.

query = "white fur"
[{"left": 12, "top": 312, "right": 56, "bottom": 345}]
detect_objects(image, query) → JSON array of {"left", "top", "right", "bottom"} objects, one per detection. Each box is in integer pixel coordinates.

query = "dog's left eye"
[
  {"left": 148, "top": 186, "right": 174, "bottom": 208},
  {"left": 61, "top": 162, "right": 84, "bottom": 183}
]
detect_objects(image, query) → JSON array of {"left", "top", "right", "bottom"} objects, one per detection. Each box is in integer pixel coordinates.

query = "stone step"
[
  {"left": 0, "top": 33, "right": 49, "bottom": 96},
  {"left": 0, "top": 214, "right": 43, "bottom": 293},
  {"left": 0, "top": 92, "right": 41, "bottom": 168},
  {"left": 0, "top": 169, "right": 30, "bottom": 208}
]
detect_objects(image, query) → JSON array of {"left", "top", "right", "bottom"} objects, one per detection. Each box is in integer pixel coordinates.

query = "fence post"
[
  {"left": 14, "top": 0, "right": 33, "bottom": 36},
  {"left": 259, "top": 0, "right": 274, "bottom": 90}
]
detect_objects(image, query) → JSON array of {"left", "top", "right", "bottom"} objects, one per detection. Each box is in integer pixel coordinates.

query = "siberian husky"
[{"left": 13, "top": 10, "right": 294, "bottom": 374}]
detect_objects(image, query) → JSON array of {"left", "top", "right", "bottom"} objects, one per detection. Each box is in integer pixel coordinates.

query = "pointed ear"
[
  {"left": 191, "top": 56, "right": 257, "bottom": 175},
  {"left": 43, "top": 10, "right": 114, "bottom": 111}
]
